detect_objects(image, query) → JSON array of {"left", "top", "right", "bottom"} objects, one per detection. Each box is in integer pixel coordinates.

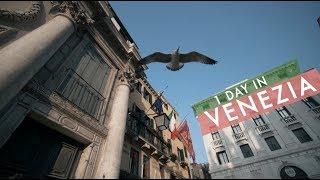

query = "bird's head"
[{"left": 174, "top": 46, "right": 180, "bottom": 53}]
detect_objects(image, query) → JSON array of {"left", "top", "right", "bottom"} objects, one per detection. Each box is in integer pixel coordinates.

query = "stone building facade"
[
  {"left": 191, "top": 163, "right": 211, "bottom": 179},
  {"left": 202, "top": 91, "right": 320, "bottom": 178},
  {"left": 0, "top": 1, "right": 191, "bottom": 179},
  {"left": 120, "top": 77, "right": 192, "bottom": 179}
]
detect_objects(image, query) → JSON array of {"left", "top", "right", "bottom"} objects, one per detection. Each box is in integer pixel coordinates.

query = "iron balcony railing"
[
  {"left": 233, "top": 132, "right": 246, "bottom": 142},
  {"left": 255, "top": 123, "right": 272, "bottom": 135},
  {"left": 281, "top": 115, "right": 298, "bottom": 126},
  {"left": 126, "top": 115, "right": 169, "bottom": 155},
  {"left": 311, "top": 106, "right": 320, "bottom": 114},
  {"left": 57, "top": 69, "right": 105, "bottom": 120},
  {"left": 212, "top": 139, "right": 223, "bottom": 150}
]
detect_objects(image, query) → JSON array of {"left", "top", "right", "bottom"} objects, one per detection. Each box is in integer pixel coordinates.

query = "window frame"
[
  {"left": 239, "top": 144, "right": 254, "bottom": 158},
  {"left": 211, "top": 131, "right": 221, "bottom": 140},
  {"left": 216, "top": 151, "right": 229, "bottom": 165},
  {"left": 276, "top": 106, "right": 291, "bottom": 118},
  {"left": 303, "top": 97, "right": 320, "bottom": 109},
  {"left": 264, "top": 136, "right": 282, "bottom": 151},
  {"left": 292, "top": 128, "right": 313, "bottom": 143},
  {"left": 231, "top": 124, "right": 242, "bottom": 134},
  {"left": 253, "top": 115, "right": 266, "bottom": 126}
]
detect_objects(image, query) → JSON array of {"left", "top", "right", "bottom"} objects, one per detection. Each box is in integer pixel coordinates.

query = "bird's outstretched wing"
[
  {"left": 139, "top": 52, "right": 171, "bottom": 65},
  {"left": 180, "top": 51, "right": 218, "bottom": 64}
]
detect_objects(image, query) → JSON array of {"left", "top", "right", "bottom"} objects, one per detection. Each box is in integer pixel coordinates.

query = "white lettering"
[
  {"left": 301, "top": 77, "right": 317, "bottom": 96},
  {"left": 236, "top": 96, "right": 258, "bottom": 116},
  {"left": 253, "top": 80, "right": 258, "bottom": 89},
  {"left": 271, "top": 84, "right": 289, "bottom": 105},
  {"left": 204, "top": 109, "right": 219, "bottom": 127},
  {"left": 257, "top": 76, "right": 268, "bottom": 87},
  {"left": 222, "top": 103, "right": 238, "bottom": 121},
  {"left": 225, "top": 91, "right": 234, "bottom": 101},
  {"left": 287, "top": 82, "right": 297, "bottom": 99},
  {"left": 257, "top": 90, "right": 273, "bottom": 109},
  {"left": 214, "top": 95, "right": 221, "bottom": 105},
  {"left": 235, "top": 88, "right": 244, "bottom": 98},
  {"left": 240, "top": 83, "right": 248, "bottom": 94}
]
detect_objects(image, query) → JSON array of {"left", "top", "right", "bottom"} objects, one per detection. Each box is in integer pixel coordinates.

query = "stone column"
[
  {"left": 0, "top": 14, "right": 75, "bottom": 110},
  {"left": 95, "top": 67, "right": 136, "bottom": 179}
]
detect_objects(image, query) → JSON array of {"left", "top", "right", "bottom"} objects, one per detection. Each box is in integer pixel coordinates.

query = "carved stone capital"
[
  {"left": 117, "top": 66, "right": 137, "bottom": 90},
  {"left": 0, "top": 1, "right": 43, "bottom": 23},
  {"left": 50, "top": 1, "right": 94, "bottom": 29}
]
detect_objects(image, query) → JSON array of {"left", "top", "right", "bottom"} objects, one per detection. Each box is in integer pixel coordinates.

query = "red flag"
[
  {"left": 171, "top": 125, "right": 178, "bottom": 140},
  {"left": 177, "top": 120, "right": 196, "bottom": 162}
]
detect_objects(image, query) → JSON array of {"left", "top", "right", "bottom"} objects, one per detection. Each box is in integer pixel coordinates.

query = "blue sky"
[{"left": 110, "top": 1, "right": 320, "bottom": 163}]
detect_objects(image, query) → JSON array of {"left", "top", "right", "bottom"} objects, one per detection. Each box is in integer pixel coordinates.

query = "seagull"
[{"left": 138, "top": 47, "right": 218, "bottom": 71}]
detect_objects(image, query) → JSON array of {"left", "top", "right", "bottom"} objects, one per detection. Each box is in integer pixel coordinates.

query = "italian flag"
[{"left": 168, "top": 110, "right": 178, "bottom": 140}]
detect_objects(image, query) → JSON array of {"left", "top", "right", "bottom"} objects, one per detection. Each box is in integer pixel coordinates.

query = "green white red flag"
[{"left": 168, "top": 110, "right": 178, "bottom": 139}]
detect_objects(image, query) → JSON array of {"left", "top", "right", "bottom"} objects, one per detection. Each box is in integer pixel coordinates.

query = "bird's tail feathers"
[{"left": 166, "top": 63, "right": 184, "bottom": 71}]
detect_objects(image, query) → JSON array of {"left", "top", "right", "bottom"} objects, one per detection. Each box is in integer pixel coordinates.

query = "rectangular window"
[
  {"left": 292, "top": 128, "right": 313, "bottom": 143},
  {"left": 303, "top": 97, "right": 319, "bottom": 108},
  {"left": 264, "top": 136, "right": 282, "bottom": 151},
  {"left": 253, "top": 115, "right": 265, "bottom": 126},
  {"left": 184, "top": 146, "right": 188, "bottom": 158},
  {"left": 130, "top": 148, "right": 139, "bottom": 176},
  {"left": 240, "top": 144, "right": 254, "bottom": 158},
  {"left": 211, "top": 131, "right": 221, "bottom": 140},
  {"left": 57, "top": 43, "right": 110, "bottom": 119},
  {"left": 177, "top": 148, "right": 185, "bottom": 162},
  {"left": 276, "top": 106, "right": 291, "bottom": 118},
  {"left": 231, "top": 124, "right": 242, "bottom": 134},
  {"left": 216, "top": 151, "right": 229, "bottom": 165}
]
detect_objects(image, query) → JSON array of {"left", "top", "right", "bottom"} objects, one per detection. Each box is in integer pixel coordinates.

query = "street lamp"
[{"left": 154, "top": 113, "right": 170, "bottom": 131}]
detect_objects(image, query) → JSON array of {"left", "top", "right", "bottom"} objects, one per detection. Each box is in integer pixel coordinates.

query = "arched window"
[{"left": 280, "top": 166, "right": 308, "bottom": 179}]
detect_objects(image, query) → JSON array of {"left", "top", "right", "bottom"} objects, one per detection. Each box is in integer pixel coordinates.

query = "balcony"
[
  {"left": 125, "top": 115, "right": 169, "bottom": 157},
  {"left": 255, "top": 123, "right": 272, "bottom": 135},
  {"left": 233, "top": 132, "right": 247, "bottom": 143},
  {"left": 280, "top": 115, "right": 299, "bottom": 126},
  {"left": 310, "top": 106, "right": 320, "bottom": 114},
  {"left": 57, "top": 69, "right": 105, "bottom": 120},
  {"left": 212, "top": 139, "right": 223, "bottom": 149}
]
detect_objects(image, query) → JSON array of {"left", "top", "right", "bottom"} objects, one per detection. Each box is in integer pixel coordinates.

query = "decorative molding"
[
  {"left": 50, "top": 1, "right": 94, "bottom": 28},
  {"left": 117, "top": 57, "right": 138, "bottom": 90},
  {"left": 24, "top": 78, "right": 108, "bottom": 137},
  {"left": 0, "top": 1, "right": 42, "bottom": 23}
]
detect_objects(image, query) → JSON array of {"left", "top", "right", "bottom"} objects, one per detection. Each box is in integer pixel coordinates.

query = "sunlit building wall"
[{"left": 203, "top": 94, "right": 320, "bottom": 179}]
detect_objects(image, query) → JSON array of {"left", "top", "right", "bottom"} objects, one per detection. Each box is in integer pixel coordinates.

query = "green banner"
[{"left": 192, "top": 60, "right": 300, "bottom": 116}]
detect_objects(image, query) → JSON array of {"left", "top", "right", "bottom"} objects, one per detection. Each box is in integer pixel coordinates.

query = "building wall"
[
  {"left": 203, "top": 94, "right": 320, "bottom": 179},
  {"left": 0, "top": 1, "right": 144, "bottom": 179},
  {"left": 119, "top": 77, "right": 192, "bottom": 179}
]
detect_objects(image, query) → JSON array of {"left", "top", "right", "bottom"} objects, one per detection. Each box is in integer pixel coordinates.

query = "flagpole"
[{"left": 145, "top": 85, "right": 168, "bottom": 115}]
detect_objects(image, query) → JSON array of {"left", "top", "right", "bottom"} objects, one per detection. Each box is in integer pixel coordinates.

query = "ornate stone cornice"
[
  {"left": 50, "top": 1, "right": 94, "bottom": 29},
  {"left": 24, "top": 78, "right": 108, "bottom": 137},
  {"left": 0, "top": 1, "right": 42, "bottom": 23}
]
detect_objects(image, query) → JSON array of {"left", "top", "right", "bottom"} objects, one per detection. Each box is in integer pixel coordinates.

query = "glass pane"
[
  {"left": 292, "top": 128, "right": 313, "bottom": 143},
  {"left": 253, "top": 116, "right": 265, "bottom": 126},
  {"left": 265, "top": 136, "right": 281, "bottom": 151},
  {"left": 240, "top": 144, "right": 254, "bottom": 158},
  {"left": 232, "top": 125, "right": 242, "bottom": 134},
  {"left": 217, "top": 151, "right": 229, "bottom": 165}
]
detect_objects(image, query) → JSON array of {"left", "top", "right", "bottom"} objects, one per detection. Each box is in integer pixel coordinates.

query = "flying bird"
[{"left": 138, "top": 47, "right": 218, "bottom": 71}]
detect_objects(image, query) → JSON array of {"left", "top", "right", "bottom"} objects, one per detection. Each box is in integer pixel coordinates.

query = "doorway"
[{"left": 0, "top": 116, "right": 84, "bottom": 179}]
